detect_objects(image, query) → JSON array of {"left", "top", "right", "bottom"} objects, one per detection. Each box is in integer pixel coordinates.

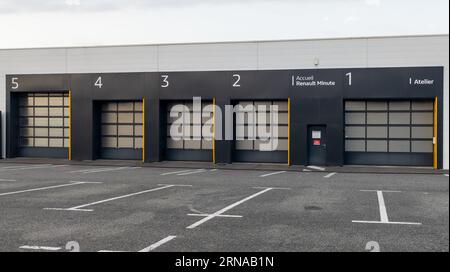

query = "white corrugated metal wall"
[{"left": 0, "top": 35, "right": 448, "bottom": 168}]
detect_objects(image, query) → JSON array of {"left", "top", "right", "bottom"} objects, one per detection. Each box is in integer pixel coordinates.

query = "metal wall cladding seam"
[
  {"left": 158, "top": 43, "right": 258, "bottom": 71},
  {"left": 66, "top": 46, "right": 159, "bottom": 73},
  {"left": 258, "top": 39, "right": 368, "bottom": 69}
]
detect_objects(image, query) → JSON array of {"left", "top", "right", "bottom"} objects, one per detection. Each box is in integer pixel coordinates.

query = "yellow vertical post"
[
  {"left": 433, "top": 97, "right": 438, "bottom": 169},
  {"left": 213, "top": 98, "right": 216, "bottom": 164},
  {"left": 68, "top": 90, "right": 72, "bottom": 161},
  {"left": 142, "top": 98, "right": 146, "bottom": 163},
  {"left": 288, "top": 97, "right": 291, "bottom": 166}
]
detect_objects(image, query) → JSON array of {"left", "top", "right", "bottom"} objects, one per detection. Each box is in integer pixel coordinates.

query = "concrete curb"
[{"left": 1, "top": 158, "right": 448, "bottom": 175}]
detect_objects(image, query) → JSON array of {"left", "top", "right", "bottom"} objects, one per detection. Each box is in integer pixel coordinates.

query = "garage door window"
[
  {"left": 101, "top": 101, "right": 143, "bottom": 149},
  {"left": 19, "top": 93, "right": 69, "bottom": 148},
  {"left": 166, "top": 101, "right": 213, "bottom": 150},
  {"left": 345, "top": 100, "right": 434, "bottom": 153},
  {"left": 235, "top": 101, "right": 288, "bottom": 152}
]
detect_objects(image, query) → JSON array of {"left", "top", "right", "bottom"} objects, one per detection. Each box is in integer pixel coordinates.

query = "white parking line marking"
[
  {"left": 209, "top": 169, "right": 218, "bottom": 172},
  {"left": 186, "top": 187, "right": 288, "bottom": 229},
  {"left": 307, "top": 166, "right": 326, "bottom": 171},
  {"left": 160, "top": 169, "right": 191, "bottom": 176},
  {"left": 188, "top": 213, "right": 243, "bottom": 218},
  {"left": 1, "top": 164, "right": 50, "bottom": 169},
  {"left": 4, "top": 164, "right": 66, "bottom": 170},
  {"left": 259, "top": 171, "right": 286, "bottom": 178},
  {"left": 177, "top": 169, "right": 207, "bottom": 176},
  {"left": 69, "top": 167, "right": 139, "bottom": 174},
  {"left": 352, "top": 190, "right": 422, "bottom": 225},
  {"left": 44, "top": 184, "right": 191, "bottom": 212},
  {"left": 360, "top": 189, "right": 402, "bottom": 193},
  {"left": 19, "top": 245, "right": 61, "bottom": 251},
  {"left": 253, "top": 186, "right": 292, "bottom": 190},
  {"left": 376, "top": 190, "right": 389, "bottom": 222},
  {"left": 139, "top": 236, "right": 177, "bottom": 252},
  {"left": 0, "top": 179, "right": 16, "bottom": 182},
  {"left": 0, "top": 181, "right": 98, "bottom": 197},
  {"left": 0, "top": 164, "right": 68, "bottom": 172},
  {"left": 84, "top": 167, "right": 140, "bottom": 173},
  {"left": 69, "top": 168, "right": 109, "bottom": 173},
  {"left": 352, "top": 220, "right": 422, "bottom": 225},
  {"left": 324, "top": 172, "right": 337, "bottom": 178}
]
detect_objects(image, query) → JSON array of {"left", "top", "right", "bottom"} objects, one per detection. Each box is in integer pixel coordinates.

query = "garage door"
[
  {"left": 233, "top": 100, "right": 289, "bottom": 163},
  {"left": 344, "top": 100, "right": 434, "bottom": 166},
  {"left": 18, "top": 92, "right": 69, "bottom": 158},
  {"left": 165, "top": 101, "right": 213, "bottom": 161},
  {"left": 100, "top": 101, "right": 143, "bottom": 160}
]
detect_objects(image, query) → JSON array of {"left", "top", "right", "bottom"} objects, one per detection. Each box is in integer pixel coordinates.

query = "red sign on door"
[{"left": 313, "top": 139, "right": 321, "bottom": 146}]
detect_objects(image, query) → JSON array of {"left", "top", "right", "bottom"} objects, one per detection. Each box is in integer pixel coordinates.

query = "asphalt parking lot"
[{"left": 0, "top": 162, "right": 448, "bottom": 252}]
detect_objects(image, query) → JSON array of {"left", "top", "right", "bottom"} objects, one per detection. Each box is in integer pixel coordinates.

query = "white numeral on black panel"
[
  {"left": 346, "top": 72, "right": 352, "bottom": 86},
  {"left": 95, "top": 76, "right": 103, "bottom": 88},
  {"left": 161, "top": 75, "right": 169, "bottom": 88},
  {"left": 11, "top": 77, "right": 19, "bottom": 89},
  {"left": 233, "top": 74, "right": 241, "bottom": 87}
]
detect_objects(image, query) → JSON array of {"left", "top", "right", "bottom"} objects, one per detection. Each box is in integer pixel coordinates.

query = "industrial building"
[{"left": 0, "top": 34, "right": 448, "bottom": 169}]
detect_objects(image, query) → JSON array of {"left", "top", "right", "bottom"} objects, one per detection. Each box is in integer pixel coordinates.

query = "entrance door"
[{"left": 308, "top": 125, "right": 327, "bottom": 166}]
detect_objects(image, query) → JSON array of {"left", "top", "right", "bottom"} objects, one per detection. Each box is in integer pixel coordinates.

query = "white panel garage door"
[
  {"left": 165, "top": 100, "right": 213, "bottom": 161},
  {"left": 100, "top": 101, "right": 143, "bottom": 160},
  {"left": 18, "top": 92, "right": 69, "bottom": 158},
  {"left": 234, "top": 100, "right": 289, "bottom": 163},
  {"left": 344, "top": 100, "right": 434, "bottom": 166}
]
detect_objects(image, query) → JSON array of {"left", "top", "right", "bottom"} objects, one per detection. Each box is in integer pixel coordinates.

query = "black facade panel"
[
  {"left": 100, "top": 148, "right": 142, "bottom": 160},
  {"left": 0, "top": 110, "right": 2, "bottom": 158},
  {"left": 6, "top": 74, "right": 70, "bottom": 159},
  {"left": 92, "top": 101, "right": 102, "bottom": 160},
  {"left": 147, "top": 98, "right": 160, "bottom": 163},
  {"left": 6, "top": 74, "right": 69, "bottom": 93},
  {"left": 225, "top": 70, "right": 291, "bottom": 99},
  {"left": 6, "top": 94, "right": 19, "bottom": 158},
  {"left": 18, "top": 147, "right": 68, "bottom": 158},
  {"left": 326, "top": 123, "right": 344, "bottom": 166},
  {"left": 90, "top": 73, "right": 146, "bottom": 100},
  {"left": 5, "top": 67, "right": 444, "bottom": 168},
  {"left": 158, "top": 72, "right": 225, "bottom": 100},
  {"left": 145, "top": 73, "right": 162, "bottom": 163},
  {"left": 214, "top": 98, "right": 232, "bottom": 164},
  {"left": 345, "top": 152, "right": 433, "bottom": 167},
  {"left": 164, "top": 150, "right": 212, "bottom": 162},
  {"left": 70, "top": 74, "right": 94, "bottom": 161},
  {"left": 233, "top": 150, "right": 287, "bottom": 164}
]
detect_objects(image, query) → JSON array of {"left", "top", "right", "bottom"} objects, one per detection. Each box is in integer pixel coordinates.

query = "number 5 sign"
[{"left": 11, "top": 77, "right": 19, "bottom": 89}]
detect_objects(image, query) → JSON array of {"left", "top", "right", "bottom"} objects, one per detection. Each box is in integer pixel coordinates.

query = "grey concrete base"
[{"left": 1, "top": 157, "right": 448, "bottom": 175}]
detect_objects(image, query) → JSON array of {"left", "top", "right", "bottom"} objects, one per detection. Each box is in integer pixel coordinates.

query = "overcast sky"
[{"left": 0, "top": 0, "right": 448, "bottom": 49}]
